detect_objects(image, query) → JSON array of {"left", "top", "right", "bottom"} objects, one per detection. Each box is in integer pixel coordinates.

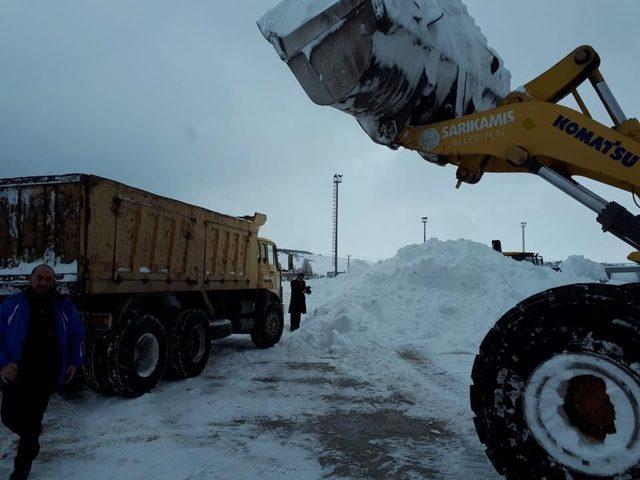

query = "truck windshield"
[{"left": 268, "top": 244, "right": 277, "bottom": 269}]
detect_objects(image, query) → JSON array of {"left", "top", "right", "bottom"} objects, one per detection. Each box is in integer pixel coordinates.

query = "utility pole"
[
  {"left": 521, "top": 221, "right": 527, "bottom": 252},
  {"left": 422, "top": 216, "right": 428, "bottom": 243},
  {"left": 332, "top": 174, "right": 343, "bottom": 277},
  {"left": 347, "top": 254, "right": 351, "bottom": 272}
]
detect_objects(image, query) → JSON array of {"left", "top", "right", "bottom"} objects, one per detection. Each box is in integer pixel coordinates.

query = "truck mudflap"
[{"left": 259, "top": 0, "right": 511, "bottom": 145}]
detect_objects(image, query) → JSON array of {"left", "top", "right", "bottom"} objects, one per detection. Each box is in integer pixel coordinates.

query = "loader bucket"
[{"left": 259, "top": 0, "right": 511, "bottom": 145}]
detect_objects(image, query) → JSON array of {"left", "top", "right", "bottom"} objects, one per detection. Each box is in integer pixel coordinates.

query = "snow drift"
[
  {"left": 287, "top": 239, "right": 607, "bottom": 355},
  {"left": 559, "top": 255, "right": 608, "bottom": 282}
]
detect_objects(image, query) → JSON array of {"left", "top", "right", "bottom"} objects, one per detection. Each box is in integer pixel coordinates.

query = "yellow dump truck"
[{"left": 0, "top": 174, "right": 290, "bottom": 397}]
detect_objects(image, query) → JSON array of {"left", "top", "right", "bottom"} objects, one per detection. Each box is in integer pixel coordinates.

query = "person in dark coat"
[
  {"left": 0, "top": 264, "right": 84, "bottom": 480},
  {"left": 289, "top": 273, "right": 311, "bottom": 332}
]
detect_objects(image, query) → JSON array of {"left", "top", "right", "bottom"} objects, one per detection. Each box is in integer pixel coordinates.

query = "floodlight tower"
[
  {"left": 422, "top": 216, "right": 429, "bottom": 243},
  {"left": 332, "top": 174, "right": 343, "bottom": 277},
  {"left": 521, "top": 221, "right": 527, "bottom": 252}
]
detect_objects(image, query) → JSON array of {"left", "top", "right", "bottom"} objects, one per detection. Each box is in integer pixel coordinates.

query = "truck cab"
[
  {"left": 258, "top": 239, "right": 294, "bottom": 305},
  {"left": 257, "top": 239, "right": 280, "bottom": 295}
]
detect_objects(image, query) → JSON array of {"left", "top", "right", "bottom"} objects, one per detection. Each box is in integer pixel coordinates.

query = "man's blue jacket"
[{"left": 0, "top": 290, "right": 84, "bottom": 386}]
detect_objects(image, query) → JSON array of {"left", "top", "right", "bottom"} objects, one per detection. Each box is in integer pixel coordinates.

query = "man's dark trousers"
[
  {"left": 290, "top": 312, "right": 301, "bottom": 331},
  {"left": 1, "top": 381, "right": 52, "bottom": 471}
]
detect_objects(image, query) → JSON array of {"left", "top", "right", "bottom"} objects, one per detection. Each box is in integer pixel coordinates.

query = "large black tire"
[
  {"left": 251, "top": 304, "right": 284, "bottom": 349},
  {"left": 83, "top": 336, "right": 115, "bottom": 395},
  {"left": 471, "top": 283, "right": 640, "bottom": 480},
  {"left": 105, "top": 314, "right": 168, "bottom": 397},
  {"left": 166, "top": 309, "right": 212, "bottom": 379}
]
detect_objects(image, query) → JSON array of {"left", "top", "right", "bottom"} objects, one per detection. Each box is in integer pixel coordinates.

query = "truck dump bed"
[{"left": 0, "top": 174, "right": 266, "bottom": 295}]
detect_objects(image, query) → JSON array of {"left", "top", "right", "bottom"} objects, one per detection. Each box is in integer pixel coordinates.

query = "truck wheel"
[
  {"left": 471, "top": 284, "right": 640, "bottom": 479},
  {"left": 166, "top": 309, "right": 212, "bottom": 379},
  {"left": 251, "top": 305, "right": 283, "bottom": 349},
  {"left": 106, "top": 314, "right": 168, "bottom": 397},
  {"left": 83, "top": 336, "right": 114, "bottom": 395}
]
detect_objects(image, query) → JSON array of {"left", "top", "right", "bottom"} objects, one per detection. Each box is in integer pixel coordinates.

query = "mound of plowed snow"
[
  {"left": 559, "top": 255, "right": 608, "bottom": 282},
  {"left": 288, "top": 239, "right": 605, "bottom": 355}
]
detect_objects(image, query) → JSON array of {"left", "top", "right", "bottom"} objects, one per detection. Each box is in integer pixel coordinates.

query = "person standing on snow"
[
  {"left": 0, "top": 264, "right": 84, "bottom": 480},
  {"left": 289, "top": 272, "right": 311, "bottom": 331}
]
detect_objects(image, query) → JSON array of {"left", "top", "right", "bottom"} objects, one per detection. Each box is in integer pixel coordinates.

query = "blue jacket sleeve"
[
  {"left": 66, "top": 301, "right": 84, "bottom": 367},
  {"left": 0, "top": 299, "right": 13, "bottom": 367}
]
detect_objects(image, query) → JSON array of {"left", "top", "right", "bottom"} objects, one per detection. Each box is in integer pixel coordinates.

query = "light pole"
[
  {"left": 521, "top": 221, "right": 527, "bottom": 252},
  {"left": 422, "top": 216, "right": 428, "bottom": 243},
  {"left": 332, "top": 174, "right": 343, "bottom": 277}
]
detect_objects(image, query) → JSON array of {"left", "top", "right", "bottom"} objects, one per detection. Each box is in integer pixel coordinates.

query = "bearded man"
[{"left": 0, "top": 264, "right": 84, "bottom": 480}]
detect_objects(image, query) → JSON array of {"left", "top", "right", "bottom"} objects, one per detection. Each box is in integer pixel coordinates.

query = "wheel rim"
[
  {"left": 134, "top": 333, "right": 160, "bottom": 378},
  {"left": 186, "top": 324, "right": 207, "bottom": 363},
  {"left": 524, "top": 352, "right": 640, "bottom": 476},
  {"left": 263, "top": 312, "right": 280, "bottom": 340}
]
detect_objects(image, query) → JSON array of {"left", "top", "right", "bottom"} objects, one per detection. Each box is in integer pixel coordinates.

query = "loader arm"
[{"left": 396, "top": 46, "right": 640, "bottom": 253}]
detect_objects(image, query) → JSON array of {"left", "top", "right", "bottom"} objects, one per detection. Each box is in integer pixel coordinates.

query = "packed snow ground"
[{"left": 0, "top": 239, "right": 619, "bottom": 479}]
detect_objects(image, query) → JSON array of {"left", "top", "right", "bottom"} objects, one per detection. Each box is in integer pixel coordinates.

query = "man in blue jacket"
[{"left": 0, "top": 264, "right": 84, "bottom": 480}]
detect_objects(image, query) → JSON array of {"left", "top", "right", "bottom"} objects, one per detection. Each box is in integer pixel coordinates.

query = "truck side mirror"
[{"left": 288, "top": 253, "right": 294, "bottom": 271}]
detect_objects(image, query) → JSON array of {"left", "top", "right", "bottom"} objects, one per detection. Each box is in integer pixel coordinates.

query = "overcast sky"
[{"left": 1, "top": 1, "right": 639, "bottom": 262}]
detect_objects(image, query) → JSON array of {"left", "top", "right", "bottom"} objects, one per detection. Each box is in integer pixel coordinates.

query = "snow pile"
[
  {"left": 357, "top": 0, "right": 512, "bottom": 141},
  {"left": 371, "top": 0, "right": 511, "bottom": 110},
  {"left": 559, "top": 255, "right": 608, "bottom": 282},
  {"left": 287, "top": 239, "right": 601, "bottom": 355}
]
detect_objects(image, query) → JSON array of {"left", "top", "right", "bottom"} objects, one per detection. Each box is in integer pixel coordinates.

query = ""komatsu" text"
[{"left": 553, "top": 115, "right": 639, "bottom": 168}]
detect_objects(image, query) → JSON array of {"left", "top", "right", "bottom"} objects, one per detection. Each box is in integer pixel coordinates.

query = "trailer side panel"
[{"left": 0, "top": 177, "right": 82, "bottom": 290}]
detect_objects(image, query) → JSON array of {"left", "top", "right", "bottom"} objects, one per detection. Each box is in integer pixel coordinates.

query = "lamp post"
[
  {"left": 521, "top": 221, "right": 527, "bottom": 252},
  {"left": 422, "top": 216, "right": 428, "bottom": 243},
  {"left": 332, "top": 174, "right": 343, "bottom": 277}
]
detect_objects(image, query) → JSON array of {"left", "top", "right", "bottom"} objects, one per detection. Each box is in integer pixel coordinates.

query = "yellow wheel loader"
[
  {"left": 492, "top": 240, "right": 546, "bottom": 266},
  {"left": 260, "top": 1, "right": 640, "bottom": 478}
]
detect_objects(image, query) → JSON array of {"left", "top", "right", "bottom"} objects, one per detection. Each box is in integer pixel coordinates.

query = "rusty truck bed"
[{"left": 0, "top": 174, "right": 266, "bottom": 295}]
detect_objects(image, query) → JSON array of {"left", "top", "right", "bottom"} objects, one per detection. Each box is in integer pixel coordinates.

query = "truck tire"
[
  {"left": 251, "top": 305, "right": 283, "bottom": 349},
  {"left": 83, "top": 336, "right": 114, "bottom": 395},
  {"left": 106, "top": 314, "right": 168, "bottom": 397},
  {"left": 471, "top": 283, "right": 640, "bottom": 479},
  {"left": 166, "top": 309, "right": 212, "bottom": 379}
]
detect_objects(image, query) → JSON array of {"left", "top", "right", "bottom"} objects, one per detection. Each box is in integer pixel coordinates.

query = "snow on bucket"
[{"left": 258, "top": 0, "right": 511, "bottom": 145}]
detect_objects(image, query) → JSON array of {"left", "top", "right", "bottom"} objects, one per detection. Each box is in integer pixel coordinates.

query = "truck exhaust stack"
[{"left": 259, "top": 0, "right": 511, "bottom": 145}]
